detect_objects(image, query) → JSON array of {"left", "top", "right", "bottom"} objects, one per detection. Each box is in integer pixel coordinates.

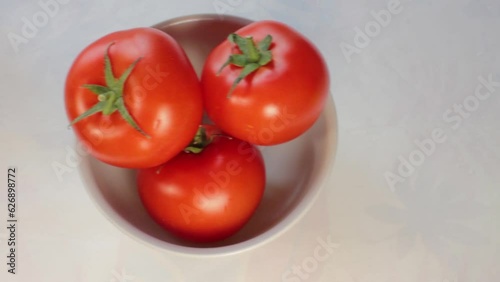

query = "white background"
[{"left": 1, "top": 0, "right": 500, "bottom": 281}]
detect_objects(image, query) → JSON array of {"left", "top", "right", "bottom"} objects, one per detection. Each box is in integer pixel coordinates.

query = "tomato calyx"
[
  {"left": 184, "top": 125, "right": 230, "bottom": 153},
  {"left": 184, "top": 126, "right": 212, "bottom": 154},
  {"left": 69, "top": 42, "right": 150, "bottom": 138},
  {"left": 218, "top": 34, "right": 273, "bottom": 98}
]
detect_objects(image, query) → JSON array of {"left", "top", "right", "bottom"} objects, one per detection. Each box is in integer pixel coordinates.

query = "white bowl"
[{"left": 78, "top": 14, "right": 338, "bottom": 256}]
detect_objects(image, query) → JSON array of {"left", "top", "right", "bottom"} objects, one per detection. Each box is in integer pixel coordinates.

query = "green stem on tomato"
[
  {"left": 184, "top": 125, "right": 230, "bottom": 154},
  {"left": 102, "top": 91, "right": 117, "bottom": 115},
  {"left": 68, "top": 42, "right": 150, "bottom": 138},
  {"left": 217, "top": 34, "right": 274, "bottom": 98},
  {"left": 184, "top": 126, "right": 211, "bottom": 153}
]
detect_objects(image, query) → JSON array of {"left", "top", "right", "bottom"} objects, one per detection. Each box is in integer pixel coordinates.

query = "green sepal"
[
  {"left": 227, "top": 63, "right": 260, "bottom": 98},
  {"left": 218, "top": 33, "right": 274, "bottom": 97},
  {"left": 69, "top": 101, "right": 106, "bottom": 127},
  {"left": 82, "top": 84, "right": 111, "bottom": 95},
  {"left": 258, "top": 50, "right": 272, "bottom": 66},
  {"left": 258, "top": 35, "right": 273, "bottom": 51},
  {"left": 115, "top": 97, "right": 150, "bottom": 138},
  {"left": 116, "top": 57, "right": 142, "bottom": 92},
  {"left": 104, "top": 42, "right": 117, "bottom": 89},
  {"left": 68, "top": 42, "right": 149, "bottom": 137},
  {"left": 184, "top": 126, "right": 211, "bottom": 154}
]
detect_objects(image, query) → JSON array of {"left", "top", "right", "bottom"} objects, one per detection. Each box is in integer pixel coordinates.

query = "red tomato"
[
  {"left": 201, "top": 20, "right": 329, "bottom": 145},
  {"left": 137, "top": 128, "right": 266, "bottom": 243},
  {"left": 65, "top": 27, "right": 203, "bottom": 168}
]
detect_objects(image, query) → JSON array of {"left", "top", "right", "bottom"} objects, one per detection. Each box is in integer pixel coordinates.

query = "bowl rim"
[{"left": 77, "top": 13, "right": 339, "bottom": 257}]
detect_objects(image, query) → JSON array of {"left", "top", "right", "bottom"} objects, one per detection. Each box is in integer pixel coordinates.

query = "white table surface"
[{"left": 1, "top": 0, "right": 499, "bottom": 281}]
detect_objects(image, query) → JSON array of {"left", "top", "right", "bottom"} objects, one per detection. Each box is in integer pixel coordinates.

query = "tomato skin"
[
  {"left": 65, "top": 27, "right": 203, "bottom": 168},
  {"left": 137, "top": 133, "right": 266, "bottom": 243},
  {"left": 201, "top": 20, "right": 329, "bottom": 145}
]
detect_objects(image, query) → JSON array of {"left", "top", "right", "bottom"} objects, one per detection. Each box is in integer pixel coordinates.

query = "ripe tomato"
[
  {"left": 137, "top": 126, "right": 266, "bottom": 243},
  {"left": 201, "top": 20, "right": 329, "bottom": 145},
  {"left": 65, "top": 27, "right": 203, "bottom": 168}
]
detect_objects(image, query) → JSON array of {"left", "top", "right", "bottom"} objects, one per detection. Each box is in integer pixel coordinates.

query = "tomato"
[
  {"left": 65, "top": 27, "right": 203, "bottom": 168},
  {"left": 201, "top": 20, "right": 329, "bottom": 145},
  {"left": 137, "top": 126, "right": 266, "bottom": 243}
]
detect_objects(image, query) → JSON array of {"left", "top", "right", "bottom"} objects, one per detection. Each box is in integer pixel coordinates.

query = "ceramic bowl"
[{"left": 78, "top": 14, "right": 338, "bottom": 256}]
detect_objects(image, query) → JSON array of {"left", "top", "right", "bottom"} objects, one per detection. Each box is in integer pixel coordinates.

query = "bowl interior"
[{"left": 78, "top": 14, "right": 337, "bottom": 254}]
